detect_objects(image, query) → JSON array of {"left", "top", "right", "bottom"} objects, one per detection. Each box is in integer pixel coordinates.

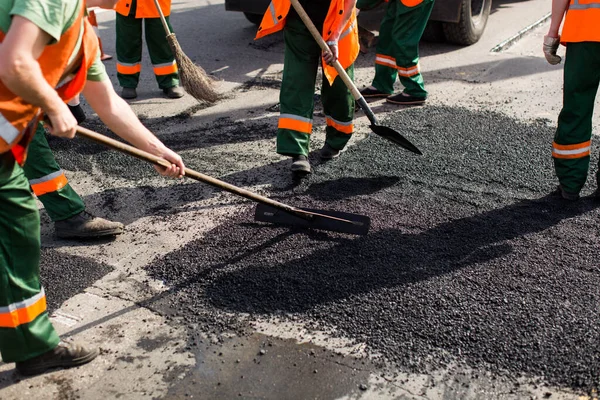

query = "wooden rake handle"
[{"left": 75, "top": 126, "right": 358, "bottom": 226}]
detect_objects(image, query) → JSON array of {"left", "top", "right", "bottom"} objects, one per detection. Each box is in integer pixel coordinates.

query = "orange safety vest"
[
  {"left": 255, "top": 0, "right": 359, "bottom": 85},
  {"left": 115, "top": 0, "right": 171, "bottom": 18},
  {"left": 0, "top": 4, "right": 98, "bottom": 165},
  {"left": 399, "top": 0, "right": 424, "bottom": 6},
  {"left": 561, "top": 0, "right": 600, "bottom": 43}
]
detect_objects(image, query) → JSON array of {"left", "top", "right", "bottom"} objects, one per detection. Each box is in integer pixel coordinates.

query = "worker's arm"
[
  {"left": 323, "top": 0, "right": 357, "bottom": 65},
  {"left": 82, "top": 79, "right": 185, "bottom": 178},
  {"left": 0, "top": 16, "right": 77, "bottom": 138},
  {"left": 543, "top": 0, "right": 570, "bottom": 64},
  {"left": 547, "top": 0, "right": 570, "bottom": 38}
]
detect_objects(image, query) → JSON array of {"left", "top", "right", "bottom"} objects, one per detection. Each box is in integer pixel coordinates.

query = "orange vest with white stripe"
[
  {"left": 115, "top": 0, "right": 171, "bottom": 18},
  {"left": 255, "top": 0, "right": 359, "bottom": 85},
  {"left": 561, "top": 0, "right": 600, "bottom": 43},
  {"left": 0, "top": 4, "right": 99, "bottom": 165}
]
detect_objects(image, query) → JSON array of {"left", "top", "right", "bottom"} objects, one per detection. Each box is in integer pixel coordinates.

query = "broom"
[{"left": 151, "top": 0, "right": 219, "bottom": 104}]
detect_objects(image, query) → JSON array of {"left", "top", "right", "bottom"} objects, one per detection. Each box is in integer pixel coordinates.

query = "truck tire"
[
  {"left": 442, "top": 0, "right": 491, "bottom": 46},
  {"left": 421, "top": 21, "right": 446, "bottom": 43},
  {"left": 243, "top": 12, "right": 263, "bottom": 25}
]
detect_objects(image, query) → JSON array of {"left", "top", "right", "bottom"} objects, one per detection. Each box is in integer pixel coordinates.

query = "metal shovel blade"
[
  {"left": 255, "top": 204, "right": 370, "bottom": 236},
  {"left": 370, "top": 124, "right": 423, "bottom": 155}
]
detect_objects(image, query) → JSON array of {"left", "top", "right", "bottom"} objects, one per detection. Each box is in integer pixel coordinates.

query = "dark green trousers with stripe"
[
  {"left": 22, "top": 125, "right": 85, "bottom": 222},
  {"left": 277, "top": 17, "right": 355, "bottom": 157},
  {"left": 116, "top": 0, "right": 179, "bottom": 90},
  {"left": 372, "top": 0, "right": 433, "bottom": 97},
  {"left": 0, "top": 153, "right": 60, "bottom": 363},
  {"left": 553, "top": 42, "right": 600, "bottom": 195}
]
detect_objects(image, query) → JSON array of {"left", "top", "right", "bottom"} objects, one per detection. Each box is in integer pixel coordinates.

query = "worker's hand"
[
  {"left": 543, "top": 35, "right": 561, "bottom": 65},
  {"left": 323, "top": 41, "right": 338, "bottom": 66},
  {"left": 153, "top": 146, "right": 185, "bottom": 178},
  {"left": 45, "top": 102, "right": 77, "bottom": 138}
]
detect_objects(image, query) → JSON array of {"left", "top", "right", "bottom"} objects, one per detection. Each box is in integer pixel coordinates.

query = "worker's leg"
[
  {"left": 277, "top": 17, "right": 321, "bottom": 157},
  {"left": 321, "top": 64, "right": 355, "bottom": 151},
  {"left": 116, "top": 7, "right": 143, "bottom": 89},
  {"left": 0, "top": 153, "right": 60, "bottom": 363},
  {"left": 392, "top": 0, "right": 434, "bottom": 98},
  {"left": 144, "top": 17, "right": 179, "bottom": 90},
  {"left": 371, "top": 0, "right": 398, "bottom": 95},
  {"left": 553, "top": 42, "right": 600, "bottom": 196},
  {"left": 22, "top": 125, "right": 124, "bottom": 239},
  {"left": 22, "top": 124, "right": 85, "bottom": 222}
]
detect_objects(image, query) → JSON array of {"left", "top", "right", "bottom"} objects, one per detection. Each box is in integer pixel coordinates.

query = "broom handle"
[
  {"left": 288, "top": 0, "right": 378, "bottom": 125},
  {"left": 74, "top": 126, "right": 356, "bottom": 224},
  {"left": 151, "top": 0, "right": 173, "bottom": 36}
]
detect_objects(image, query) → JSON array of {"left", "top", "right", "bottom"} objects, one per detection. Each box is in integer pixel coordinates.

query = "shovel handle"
[
  {"left": 74, "top": 126, "right": 338, "bottom": 222},
  {"left": 288, "top": 0, "right": 378, "bottom": 125}
]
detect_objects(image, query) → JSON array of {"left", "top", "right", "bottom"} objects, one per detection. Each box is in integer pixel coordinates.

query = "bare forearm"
[
  {"left": 0, "top": 55, "right": 64, "bottom": 115},
  {"left": 548, "top": 0, "right": 570, "bottom": 37},
  {"left": 83, "top": 80, "right": 164, "bottom": 153},
  {"left": 331, "top": 0, "right": 356, "bottom": 40}
]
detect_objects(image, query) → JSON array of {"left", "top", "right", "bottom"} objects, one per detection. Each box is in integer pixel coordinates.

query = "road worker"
[
  {"left": 358, "top": 0, "right": 434, "bottom": 105},
  {"left": 544, "top": 0, "right": 600, "bottom": 200},
  {"left": 114, "top": 0, "right": 183, "bottom": 99},
  {"left": 0, "top": 0, "right": 184, "bottom": 375},
  {"left": 255, "top": 0, "right": 359, "bottom": 174}
]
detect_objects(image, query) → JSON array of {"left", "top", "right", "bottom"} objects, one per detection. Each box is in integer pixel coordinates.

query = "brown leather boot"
[
  {"left": 54, "top": 210, "right": 124, "bottom": 239},
  {"left": 15, "top": 341, "right": 98, "bottom": 376}
]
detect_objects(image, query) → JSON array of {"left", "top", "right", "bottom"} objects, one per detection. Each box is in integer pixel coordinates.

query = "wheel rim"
[{"left": 470, "top": 0, "right": 487, "bottom": 27}]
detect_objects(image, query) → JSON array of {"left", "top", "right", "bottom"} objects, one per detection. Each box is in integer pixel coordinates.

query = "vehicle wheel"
[
  {"left": 243, "top": 12, "right": 263, "bottom": 25},
  {"left": 442, "top": 0, "right": 492, "bottom": 46},
  {"left": 421, "top": 21, "right": 446, "bottom": 43}
]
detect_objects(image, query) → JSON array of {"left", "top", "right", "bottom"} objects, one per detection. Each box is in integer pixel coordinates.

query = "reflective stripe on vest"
[
  {"left": 278, "top": 114, "right": 313, "bottom": 134},
  {"left": 552, "top": 140, "right": 591, "bottom": 159},
  {"left": 325, "top": 115, "right": 353, "bottom": 134},
  {"left": 29, "top": 170, "right": 69, "bottom": 196},
  {"left": 0, "top": 114, "right": 19, "bottom": 146},
  {"left": 0, "top": 288, "right": 48, "bottom": 328},
  {"left": 561, "top": 0, "right": 600, "bottom": 43}
]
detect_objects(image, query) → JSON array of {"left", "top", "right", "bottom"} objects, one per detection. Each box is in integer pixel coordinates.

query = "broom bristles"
[{"left": 167, "top": 34, "right": 220, "bottom": 104}]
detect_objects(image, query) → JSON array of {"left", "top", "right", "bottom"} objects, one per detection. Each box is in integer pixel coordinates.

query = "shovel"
[
  {"left": 75, "top": 126, "right": 370, "bottom": 236},
  {"left": 289, "top": 0, "right": 422, "bottom": 155}
]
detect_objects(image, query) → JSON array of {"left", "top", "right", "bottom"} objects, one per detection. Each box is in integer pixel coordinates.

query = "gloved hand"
[{"left": 543, "top": 35, "right": 561, "bottom": 65}]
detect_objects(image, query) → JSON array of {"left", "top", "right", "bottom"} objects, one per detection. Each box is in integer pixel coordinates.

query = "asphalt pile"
[
  {"left": 144, "top": 106, "right": 600, "bottom": 391},
  {"left": 40, "top": 248, "right": 113, "bottom": 313}
]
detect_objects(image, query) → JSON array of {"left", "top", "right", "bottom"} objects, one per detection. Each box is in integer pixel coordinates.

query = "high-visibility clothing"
[
  {"left": 0, "top": 152, "right": 60, "bottom": 363},
  {"left": 275, "top": 17, "right": 355, "bottom": 156},
  {"left": 561, "top": 0, "right": 600, "bottom": 43},
  {"left": 116, "top": 0, "right": 179, "bottom": 89},
  {"left": 371, "top": 0, "right": 433, "bottom": 97},
  {"left": 22, "top": 125, "right": 85, "bottom": 222},
  {"left": 255, "top": 0, "right": 359, "bottom": 85},
  {"left": 0, "top": 5, "right": 98, "bottom": 165},
  {"left": 115, "top": 0, "right": 171, "bottom": 18},
  {"left": 552, "top": 42, "right": 600, "bottom": 195}
]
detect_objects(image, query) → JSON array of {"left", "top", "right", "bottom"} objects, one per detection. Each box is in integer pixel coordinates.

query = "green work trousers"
[
  {"left": 372, "top": 0, "right": 434, "bottom": 97},
  {"left": 0, "top": 153, "right": 60, "bottom": 363},
  {"left": 277, "top": 17, "right": 355, "bottom": 156},
  {"left": 22, "top": 125, "right": 85, "bottom": 222},
  {"left": 553, "top": 42, "right": 600, "bottom": 195},
  {"left": 116, "top": 0, "right": 179, "bottom": 90}
]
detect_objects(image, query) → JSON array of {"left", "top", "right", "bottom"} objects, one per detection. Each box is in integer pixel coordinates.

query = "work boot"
[
  {"left": 67, "top": 104, "right": 86, "bottom": 124},
  {"left": 16, "top": 341, "right": 98, "bottom": 376},
  {"left": 320, "top": 143, "right": 344, "bottom": 160},
  {"left": 55, "top": 211, "right": 124, "bottom": 239},
  {"left": 386, "top": 92, "right": 427, "bottom": 105},
  {"left": 291, "top": 155, "right": 311, "bottom": 174},
  {"left": 555, "top": 185, "right": 580, "bottom": 201},
  {"left": 359, "top": 86, "right": 390, "bottom": 99},
  {"left": 121, "top": 87, "right": 137, "bottom": 99},
  {"left": 163, "top": 86, "right": 184, "bottom": 99}
]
